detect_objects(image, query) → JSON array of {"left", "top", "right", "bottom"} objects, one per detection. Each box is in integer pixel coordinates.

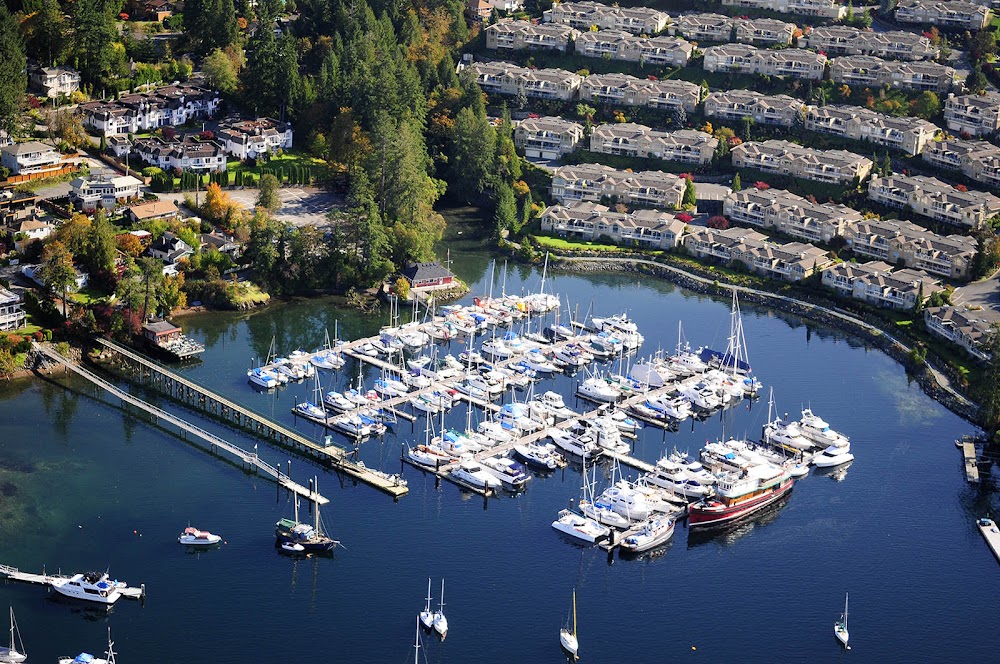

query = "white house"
[
  {"left": 69, "top": 174, "right": 144, "bottom": 212},
  {"left": 216, "top": 118, "right": 294, "bottom": 160},
  {"left": 1, "top": 142, "right": 63, "bottom": 175}
]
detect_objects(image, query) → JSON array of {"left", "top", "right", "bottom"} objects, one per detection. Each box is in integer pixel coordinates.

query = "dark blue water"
[{"left": 1, "top": 222, "right": 998, "bottom": 662}]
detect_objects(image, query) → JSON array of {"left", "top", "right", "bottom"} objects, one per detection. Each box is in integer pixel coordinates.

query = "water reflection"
[{"left": 685, "top": 492, "right": 794, "bottom": 549}]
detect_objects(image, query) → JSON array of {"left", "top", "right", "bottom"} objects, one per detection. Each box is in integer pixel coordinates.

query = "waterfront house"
[
  {"left": 589, "top": 123, "right": 717, "bottom": 165},
  {"left": 0, "top": 287, "right": 25, "bottom": 332},
  {"left": 867, "top": 173, "right": 1000, "bottom": 230},
  {"left": 894, "top": 0, "right": 990, "bottom": 31},
  {"left": 69, "top": 174, "right": 143, "bottom": 212},
  {"left": 544, "top": 1, "right": 670, "bottom": 35},
  {"left": 684, "top": 225, "right": 833, "bottom": 281},
  {"left": 844, "top": 217, "right": 977, "bottom": 279},
  {"left": 924, "top": 305, "right": 998, "bottom": 361},
  {"left": 731, "top": 140, "right": 873, "bottom": 184},
  {"left": 540, "top": 201, "right": 687, "bottom": 249},
  {"left": 804, "top": 104, "right": 940, "bottom": 156},
  {"left": 485, "top": 20, "right": 580, "bottom": 52},
  {"left": 944, "top": 91, "right": 1000, "bottom": 138},
  {"left": 514, "top": 116, "right": 585, "bottom": 159},
  {"left": 550, "top": 163, "right": 687, "bottom": 209},
  {"left": 1, "top": 141, "right": 63, "bottom": 176},
  {"left": 821, "top": 260, "right": 941, "bottom": 310},
  {"left": 400, "top": 262, "right": 457, "bottom": 290}
]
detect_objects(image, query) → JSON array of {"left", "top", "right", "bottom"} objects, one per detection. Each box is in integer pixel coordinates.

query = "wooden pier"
[
  {"left": 64, "top": 340, "right": 408, "bottom": 498},
  {"left": 0, "top": 564, "right": 146, "bottom": 601},
  {"left": 963, "top": 441, "right": 980, "bottom": 484},
  {"left": 33, "top": 343, "right": 330, "bottom": 505}
]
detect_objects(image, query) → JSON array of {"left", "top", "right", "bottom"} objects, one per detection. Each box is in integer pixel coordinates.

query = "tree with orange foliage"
[
  {"left": 115, "top": 233, "right": 144, "bottom": 258},
  {"left": 203, "top": 181, "right": 237, "bottom": 224}
]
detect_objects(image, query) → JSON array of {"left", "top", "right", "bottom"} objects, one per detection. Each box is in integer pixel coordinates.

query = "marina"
[{"left": 1, "top": 245, "right": 994, "bottom": 663}]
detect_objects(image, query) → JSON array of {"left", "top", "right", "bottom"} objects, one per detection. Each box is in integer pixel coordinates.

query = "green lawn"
[
  {"left": 226, "top": 152, "right": 326, "bottom": 176},
  {"left": 71, "top": 286, "right": 111, "bottom": 304},
  {"left": 532, "top": 235, "right": 635, "bottom": 253}
]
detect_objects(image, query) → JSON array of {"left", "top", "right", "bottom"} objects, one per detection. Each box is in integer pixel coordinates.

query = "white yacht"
[
  {"left": 323, "top": 391, "right": 354, "bottom": 412},
  {"left": 476, "top": 419, "right": 514, "bottom": 444},
  {"left": 643, "top": 394, "right": 692, "bottom": 421},
  {"left": 644, "top": 456, "right": 715, "bottom": 498},
  {"left": 480, "top": 456, "right": 531, "bottom": 490},
  {"left": 548, "top": 427, "right": 601, "bottom": 460},
  {"left": 513, "top": 441, "right": 562, "bottom": 470},
  {"left": 454, "top": 378, "right": 490, "bottom": 402},
  {"left": 619, "top": 517, "right": 675, "bottom": 554},
  {"left": 406, "top": 443, "right": 455, "bottom": 469},
  {"left": 522, "top": 349, "right": 557, "bottom": 373},
  {"left": 450, "top": 459, "right": 504, "bottom": 491},
  {"left": 591, "top": 313, "right": 644, "bottom": 350},
  {"left": 598, "top": 481, "right": 653, "bottom": 522},
  {"left": 576, "top": 376, "right": 620, "bottom": 403},
  {"left": 551, "top": 509, "right": 610, "bottom": 543},
  {"left": 247, "top": 367, "right": 280, "bottom": 389},
  {"left": 310, "top": 349, "right": 345, "bottom": 370},
  {"left": 679, "top": 380, "right": 722, "bottom": 411},
  {"left": 552, "top": 344, "right": 590, "bottom": 369},
  {"left": 177, "top": 527, "right": 222, "bottom": 546},
  {"left": 496, "top": 403, "right": 544, "bottom": 433},
  {"left": 579, "top": 417, "right": 630, "bottom": 455},
  {"left": 531, "top": 391, "right": 577, "bottom": 421},
  {"left": 812, "top": 444, "right": 855, "bottom": 468},
  {"left": 764, "top": 415, "right": 814, "bottom": 450},
  {"left": 480, "top": 337, "right": 514, "bottom": 360},
  {"left": 799, "top": 408, "right": 850, "bottom": 447},
  {"left": 51, "top": 572, "right": 123, "bottom": 605}
]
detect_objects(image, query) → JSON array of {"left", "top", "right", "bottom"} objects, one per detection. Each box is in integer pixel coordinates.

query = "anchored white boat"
[
  {"left": 548, "top": 427, "right": 601, "bottom": 460},
  {"left": 812, "top": 444, "right": 855, "bottom": 468},
  {"left": 835, "top": 592, "right": 850, "bottom": 649},
  {"left": 177, "top": 527, "right": 222, "bottom": 546},
  {"left": 559, "top": 590, "right": 579, "bottom": 660},
  {"left": 433, "top": 579, "right": 448, "bottom": 639},
  {"left": 591, "top": 313, "right": 643, "bottom": 350},
  {"left": 800, "top": 408, "right": 850, "bottom": 447},
  {"left": 551, "top": 509, "right": 610, "bottom": 543},
  {"left": 247, "top": 367, "right": 280, "bottom": 389},
  {"left": 0, "top": 608, "right": 26, "bottom": 664},
  {"left": 419, "top": 578, "right": 435, "bottom": 629}
]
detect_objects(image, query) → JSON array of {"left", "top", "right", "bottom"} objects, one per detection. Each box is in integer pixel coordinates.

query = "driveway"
[{"left": 953, "top": 270, "right": 1000, "bottom": 314}]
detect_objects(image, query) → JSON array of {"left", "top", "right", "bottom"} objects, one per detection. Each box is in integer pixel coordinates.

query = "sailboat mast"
[
  {"left": 572, "top": 589, "right": 577, "bottom": 638},
  {"left": 439, "top": 579, "right": 446, "bottom": 613},
  {"left": 314, "top": 477, "right": 320, "bottom": 533},
  {"left": 413, "top": 614, "right": 421, "bottom": 664}
]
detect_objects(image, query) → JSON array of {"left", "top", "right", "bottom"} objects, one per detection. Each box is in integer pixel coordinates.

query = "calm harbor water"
[{"left": 2, "top": 215, "right": 999, "bottom": 662}]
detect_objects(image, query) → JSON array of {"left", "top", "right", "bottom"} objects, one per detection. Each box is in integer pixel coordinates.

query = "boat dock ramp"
[
  {"left": 0, "top": 564, "right": 146, "bottom": 601},
  {"left": 963, "top": 440, "right": 980, "bottom": 484}
]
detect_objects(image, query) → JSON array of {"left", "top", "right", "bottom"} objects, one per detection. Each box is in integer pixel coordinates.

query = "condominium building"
[
  {"left": 485, "top": 20, "right": 580, "bottom": 52},
  {"left": 921, "top": 138, "right": 1000, "bottom": 172},
  {"left": 540, "top": 201, "right": 687, "bottom": 249},
  {"left": 867, "top": 173, "right": 1000, "bottom": 230},
  {"left": 544, "top": 1, "right": 670, "bottom": 35},
  {"left": 132, "top": 136, "right": 228, "bottom": 173},
  {"left": 703, "top": 44, "right": 826, "bottom": 80},
  {"left": 216, "top": 118, "right": 293, "bottom": 160},
  {"left": 684, "top": 226, "right": 834, "bottom": 281},
  {"left": 470, "top": 62, "right": 583, "bottom": 101},
  {"left": 844, "top": 217, "right": 978, "bottom": 279},
  {"left": 733, "top": 18, "right": 797, "bottom": 46},
  {"left": 579, "top": 73, "right": 700, "bottom": 112},
  {"left": 670, "top": 13, "right": 733, "bottom": 42},
  {"left": 550, "top": 163, "right": 687, "bottom": 209},
  {"left": 723, "top": 187, "right": 866, "bottom": 243},
  {"left": 514, "top": 116, "right": 586, "bottom": 159},
  {"left": 0, "top": 288, "right": 25, "bottom": 332},
  {"left": 894, "top": 0, "right": 991, "bottom": 31},
  {"left": 804, "top": 104, "right": 940, "bottom": 156},
  {"left": 924, "top": 305, "right": 998, "bottom": 361},
  {"left": 79, "top": 84, "right": 221, "bottom": 136},
  {"left": 959, "top": 143, "right": 1000, "bottom": 189},
  {"left": 829, "top": 56, "right": 956, "bottom": 93},
  {"left": 822, "top": 260, "right": 941, "bottom": 310},
  {"left": 731, "top": 140, "right": 873, "bottom": 184},
  {"left": 805, "top": 27, "right": 939, "bottom": 61},
  {"left": 943, "top": 91, "right": 1000, "bottom": 137},
  {"left": 589, "top": 123, "right": 718, "bottom": 164},
  {"left": 574, "top": 31, "right": 693, "bottom": 66},
  {"left": 704, "top": 90, "right": 806, "bottom": 127},
  {"left": 721, "top": 0, "right": 846, "bottom": 19}
]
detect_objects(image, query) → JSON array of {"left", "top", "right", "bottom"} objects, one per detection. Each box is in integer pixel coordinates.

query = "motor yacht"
[
  {"left": 522, "top": 349, "right": 557, "bottom": 373},
  {"left": 247, "top": 367, "right": 280, "bottom": 389},
  {"left": 812, "top": 444, "right": 855, "bottom": 468},
  {"left": 310, "top": 350, "right": 345, "bottom": 370},
  {"left": 51, "top": 572, "right": 123, "bottom": 605},
  {"left": 480, "top": 456, "right": 531, "bottom": 490},
  {"left": 764, "top": 415, "right": 814, "bottom": 450},
  {"left": 619, "top": 517, "right": 675, "bottom": 554},
  {"left": 406, "top": 443, "right": 455, "bottom": 469},
  {"left": 177, "top": 527, "right": 222, "bottom": 546},
  {"left": 513, "top": 441, "right": 563, "bottom": 470},
  {"left": 476, "top": 419, "right": 514, "bottom": 444},
  {"left": 576, "top": 376, "right": 620, "bottom": 403},
  {"left": 799, "top": 408, "right": 850, "bottom": 447},
  {"left": 496, "top": 402, "right": 544, "bottom": 433},
  {"left": 644, "top": 456, "right": 715, "bottom": 498},
  {"left": 548, "top": 427, "right": 601, "bottom": 460},
  {"left": 551, "top": 509, "right": 610, "bottom": 543},
  {"left": 643, "top": 394, "right": 692, "bottom": 421},
  {"left": 450, "top": 459, "right": 504, "bottom": 492}
]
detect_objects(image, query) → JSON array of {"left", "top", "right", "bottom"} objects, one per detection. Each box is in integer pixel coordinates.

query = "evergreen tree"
[
  {"left": 0, "top": 4, "right": 26, "bottom": 137},
  {"left": 682, "top": 177, "right": 696, "bottom": 209},
  {"left": 84, "top": 210, "right": 118, "bottom": 278},
  {"left": 257, "top": 174, "right": 282, "bottom": 212},
  {"left": 448, "top": 106, "right": 497, "bottom": 204},
  {"left": 39, "top": 240, "right": 77, "bottom": 319},
  {"left": 241, "top": 4, "right": 281, "bottom": 115},
  {"left": 23, "top": 0, "right": 67, "bottom": 66},
  {"left": 974, "top": 325, "right": 1000, "bottom": 438},
  {"left": 732, "top": 172, "right": 742, "bottom": 192},
  {"left": 492, "top": 181, "right": 517, "bottom": 239},
  {"left": 881, "top": 152, "right": 892, "bottom": 177},
  {"left": 72, "top": 0, "right": 122, "bottom": 87}
]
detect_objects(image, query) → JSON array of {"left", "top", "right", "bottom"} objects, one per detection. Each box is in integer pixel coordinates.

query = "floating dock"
[
  {"left": 963, "top": 441, "right": 980, "bottom": 484},
  {"left": 979, "top": 519, "right": 1000, "bottom": 563}
]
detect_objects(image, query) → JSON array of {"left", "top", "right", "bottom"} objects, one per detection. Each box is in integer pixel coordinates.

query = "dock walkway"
[
  {"left": 964, "top": 441, "right": 980, "bottom": 484},
  {"left": 33, "top": 343, "right": 330, "bottom": 505},
  {"left": 979, "top": 519, "right": 1000, "bottom": 563},
  {"left": 0, "top": 564, "right": 146, "bottom": 600}
]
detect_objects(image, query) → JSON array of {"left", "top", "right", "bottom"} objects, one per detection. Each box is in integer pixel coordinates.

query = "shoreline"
[{"left": 545, "top": 253, "right": 982, "bottom": 429}]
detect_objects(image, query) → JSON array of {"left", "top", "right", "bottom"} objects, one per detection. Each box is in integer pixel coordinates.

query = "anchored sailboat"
[
  {"left": 835, "top": 592, "right": 850, "bottom": 649},
  {"left": 559, "top": 589, "right": 579, "bottom": 660},
  {"left": 0, "top": 608, "right": 26, "bottom": 664}
]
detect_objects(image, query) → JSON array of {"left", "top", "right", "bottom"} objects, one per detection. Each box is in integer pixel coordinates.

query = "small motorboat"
[
  {"left": 551, "top": 509, "right": 610, "bottom": 543},
  {"left": 812, "top": 444, "right": 854, "bottom": 468},
  {"left": 178, "top": 527, "right": 222, "bottom": 546},
  {"left": 280, "top": 541, "right": 305, "bottom": 554}
]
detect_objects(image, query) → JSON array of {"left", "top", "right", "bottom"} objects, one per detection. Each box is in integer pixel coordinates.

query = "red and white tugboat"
[{"left": 688, "top": 463, "right": 793, "bottom": 527}]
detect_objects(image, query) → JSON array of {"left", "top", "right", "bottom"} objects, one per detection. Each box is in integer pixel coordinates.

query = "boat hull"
[{"left": 688, "top": 478, "right": 794, "bottom": 527}]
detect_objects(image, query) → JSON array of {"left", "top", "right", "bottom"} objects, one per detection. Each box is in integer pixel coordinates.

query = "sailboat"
[
  {"left": 292, "top": 371, "right": 328, "bottom": 423},
  {"left": 559, "top": 590, "right": 579, "bottom": 660},
  {"left": 274, "top": 477, "right": 339, "bottom": 553},
  {"left": 58, "top": 627, "right": 116, "bottom": 664},
  {"left": 432, "top": 579, "right": 448, "bottom": 639},
  {"left": 835, "top": 592, "right": 850, "bottom": 649},
  {"left": 0, "top": 608, "right": 26, "bottom": 664},
  {"left": 419, "top": 578, "right": 435, "bottom": 629}
]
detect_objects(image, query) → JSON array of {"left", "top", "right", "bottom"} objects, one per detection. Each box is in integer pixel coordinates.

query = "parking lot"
[{"left": 159, "top": 186, "right": 343, "bottom": 227}]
